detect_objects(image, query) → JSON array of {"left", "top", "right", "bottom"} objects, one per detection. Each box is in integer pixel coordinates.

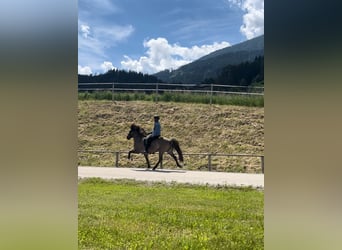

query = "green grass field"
[
  {"left": 78, "top": 178, "right": 264, "bottom": 249},
  {"left": 78, "top": 91, "right": 264, "bottom": 107}
]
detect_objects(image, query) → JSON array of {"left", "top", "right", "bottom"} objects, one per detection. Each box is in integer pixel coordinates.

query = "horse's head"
[
  {"left": 126, "top": 124, "right": 136, "bottom": 140},
  {"left": 127, "top": 123, "right": 147, "bottom": 140}
]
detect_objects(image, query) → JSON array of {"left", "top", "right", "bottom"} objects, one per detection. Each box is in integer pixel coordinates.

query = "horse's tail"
[{"left": 171, "top": 139, "right": 183, "bottom": 162}]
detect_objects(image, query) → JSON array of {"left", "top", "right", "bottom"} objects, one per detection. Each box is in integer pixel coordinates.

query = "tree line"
[
  {"left": 78, "top": 69, "right": 162, "bottom": 83},
  {"left": 202, "top": 56, "right": 264, "bottom": 86},
  {"left": 78, "top": 56, "right": 264, "bottom": 89}
]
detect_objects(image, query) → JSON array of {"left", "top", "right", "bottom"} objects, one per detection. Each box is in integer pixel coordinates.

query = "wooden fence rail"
[
  {"left": 78, "top": 150, "right": 264, "bottom": 174},
  {"left": 78, "top": 82, "right": 264, "bottom": 103}
]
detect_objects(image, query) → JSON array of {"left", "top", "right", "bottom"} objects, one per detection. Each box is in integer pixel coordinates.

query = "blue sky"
[{"left": 78, "top": 0, "right": 264, "bottom": 75}]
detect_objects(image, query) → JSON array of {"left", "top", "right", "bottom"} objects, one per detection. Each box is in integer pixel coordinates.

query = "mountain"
[{"left": 154, "top": 35, "right": 264, "bottom": 84}]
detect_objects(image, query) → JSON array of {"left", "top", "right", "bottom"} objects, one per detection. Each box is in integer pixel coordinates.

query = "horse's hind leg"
[
  {"left": 169, "top": 152, "right": 182, "bottom": 168},
  {"left": 152, "top": 152, "right": 163, "bottom": 171}
]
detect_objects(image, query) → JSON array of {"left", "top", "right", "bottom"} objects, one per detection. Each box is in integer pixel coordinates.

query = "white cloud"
[
  {"left": 228, "top": 0, "right": 264, "bottom": 39},
  {"left": 95, "top": 25, "right": 134, "bottom": 44},
  {"left": 80, "top": 24, "right": 90, "bottom": 38},
  {"left": 121, "top": 37, "right": 230, "bottom": 74},
  {"left": 101, "top": 61, "right": 116, "bottom": 73},
  {"left": 78, "top": 65, "right": 93, "bottom": 75}
]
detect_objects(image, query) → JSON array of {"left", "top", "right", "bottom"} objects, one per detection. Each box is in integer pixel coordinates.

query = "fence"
[
  {"left": 78, "top": 150, "right": 264, "bottom": 174},
  {"left": 78, "top": 82, "right": 264, "bottom": 103}
]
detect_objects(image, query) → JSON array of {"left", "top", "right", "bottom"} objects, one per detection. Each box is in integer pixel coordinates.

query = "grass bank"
[
  {"left": 78, "top": 100, "right": 264, "bottom": 172},
  {"left": 78, "top": 91, "right": 264, "bottom": 107},
  {"left": 78, "top": 178, "right": 264, "bottom": 250}
]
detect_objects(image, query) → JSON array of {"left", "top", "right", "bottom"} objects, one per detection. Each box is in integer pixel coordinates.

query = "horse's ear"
[{"left": 131, "top": 123, "right": 135, "bottom": 129}]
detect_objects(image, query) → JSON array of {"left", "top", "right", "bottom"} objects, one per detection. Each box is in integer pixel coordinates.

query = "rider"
[{"left": 144, "top": 115, "right": 161, "bottom": 153}]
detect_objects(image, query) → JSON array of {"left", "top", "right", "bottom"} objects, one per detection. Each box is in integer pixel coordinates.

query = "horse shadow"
[{"left": 132, "top": 168, "right": 186, "bottom": 173}]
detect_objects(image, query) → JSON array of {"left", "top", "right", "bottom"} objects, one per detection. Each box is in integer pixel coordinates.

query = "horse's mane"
[{"left": 130, "top": 123, "right": 148, "bottom": 136}]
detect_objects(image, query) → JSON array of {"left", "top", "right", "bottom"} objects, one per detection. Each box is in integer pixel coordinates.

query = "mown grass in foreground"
[
  {"left": 78, "top": 178, "right": 264, "bottom": 249},
  {"left": 78, "top": 91, "right": 264, "bottom": 107}
]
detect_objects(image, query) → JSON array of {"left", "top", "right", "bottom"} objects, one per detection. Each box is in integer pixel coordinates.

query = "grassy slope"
[
  {"left": 78, "top": 100, "right": 264, "bottom": 172},
  {"left": 78, "top": 178, "right": 264, "bottom": 250}
]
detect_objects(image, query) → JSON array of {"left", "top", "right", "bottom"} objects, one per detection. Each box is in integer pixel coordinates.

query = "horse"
[{"left": 126, "top": 123, "right": 184, "bottom": 170}]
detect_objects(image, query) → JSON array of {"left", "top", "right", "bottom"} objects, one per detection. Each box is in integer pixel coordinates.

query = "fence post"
[
  {"left": 208, "top": 153, "right": 212, "bottom": 171},
  {"left": 155, "top": 83, "right": 159, "bottom": 103},
  {"left": 261, "top": 156, "right": 264, "bottom": 173},
  {"left": 112, "top": 83, "right": 115, "bottom": 101},
  {"left": 115, "top": 151, "right": 119, "bottom": 167},
  {"left": 210, "top": 83, "right": 213, "bottom": 105}
]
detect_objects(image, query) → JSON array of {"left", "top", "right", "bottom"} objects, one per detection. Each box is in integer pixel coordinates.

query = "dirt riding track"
[{"left": 78, "top": 166, "right": 264, "bottom": 188}]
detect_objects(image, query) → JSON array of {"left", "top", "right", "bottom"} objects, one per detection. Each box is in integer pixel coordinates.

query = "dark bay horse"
[{"left": 126, "top": 124, "right": 184, "bottom": 170}]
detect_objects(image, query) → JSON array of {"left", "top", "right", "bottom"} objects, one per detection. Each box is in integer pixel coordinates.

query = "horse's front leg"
[
  {"left": 128, "top": 150, "right": 135, "bottom": 160},
  {"left": 144, "top": 153, "right": 151, "bottom": 169}
]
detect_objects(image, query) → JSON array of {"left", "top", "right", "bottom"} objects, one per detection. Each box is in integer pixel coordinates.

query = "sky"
[{"left": 78, "top": 0, "right": 264, "bottom": 75}]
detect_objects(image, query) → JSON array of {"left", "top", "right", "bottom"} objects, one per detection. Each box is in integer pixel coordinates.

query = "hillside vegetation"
[
  {"left": 78, "top": 68, "right": 161, "bottom": 83},
  {"left": 79, "top": 91, "right": 264, "bottom": 107},
  {"left": 78, "top": 100, "right": 264, "bottom": 173}
]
